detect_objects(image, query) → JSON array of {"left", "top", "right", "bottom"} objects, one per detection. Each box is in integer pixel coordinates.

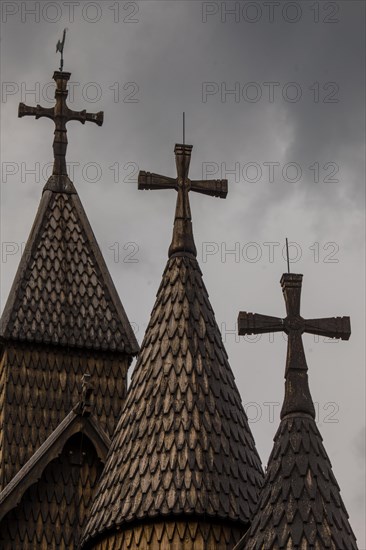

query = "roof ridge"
[{"left": 0, "top": 406, "right": 111, "bottom": 522}]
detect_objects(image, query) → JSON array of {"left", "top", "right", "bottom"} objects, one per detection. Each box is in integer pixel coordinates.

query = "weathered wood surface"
[
  {"left": 235, "top": 273, "right": 357, "bottom": 550},
  {"left": 82, "top": 253, "right": 264, "bottom": 548}
]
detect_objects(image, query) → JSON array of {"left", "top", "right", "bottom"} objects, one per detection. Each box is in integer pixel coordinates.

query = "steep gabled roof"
[
  {"left": 235, "top": 273, "right": 358, "bottom": 550},
  {"left": 0, "top": 403, "right": 111, "bottom": 521},
  {"left": 235, "top": 415, "right": 358, "bottom": 550},
  {"left": 0, "top": 178, "right": 138, "bottom": 355},
  {"left": 81, "top": 144, "right": 264, "bottom": 548},
  {"left": 1, "top": 69, "right": 138, "bottom": 356}
]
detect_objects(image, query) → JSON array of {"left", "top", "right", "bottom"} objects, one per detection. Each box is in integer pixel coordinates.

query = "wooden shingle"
[
  {"left": 81, "top": 144, "right": 264, "bottom": 548},
  {"left": 235, "top": 273, "right": 358, "bottom": 549}
]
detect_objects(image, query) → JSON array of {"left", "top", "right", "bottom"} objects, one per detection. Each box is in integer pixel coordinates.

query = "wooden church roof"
[
  {"left": 0, "top": 182, "right": 138, "bottom": 355},
  {"left": 0, "top": 71, "right": 138, "bottom": 356},
  {"left": 81, "top": 144, "right": 264, "bottom": 548},
  {"left": 0, "top": 63, "right": 138, "bottom": 548},
  {"left": 0, "top": 393, "right": 111, "bottom": 522},
  {"left": 235, "top": 273, "right": 358, "bottom": 550}
]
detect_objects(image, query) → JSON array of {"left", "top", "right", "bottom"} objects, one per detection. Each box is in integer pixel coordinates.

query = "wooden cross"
[
  {"left": 18, "top": 71, "right": 103, "bottom": 177},
  {"left": 238, "top": 273, "right": 351, "bottom": 418},
  {"left": 138, "top": 143, "right": 228, "bottom": 257}
]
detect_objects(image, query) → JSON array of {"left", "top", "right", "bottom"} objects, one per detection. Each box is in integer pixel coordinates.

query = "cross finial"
[
  {"left": 238, "top": 273, "right": 351, "bottom": 418},
  {"left": 138, "top": 143, "right": 228, "bottom": 257},
  {"left": 18, "top": 70, "right": 103, "bottom": 191}
]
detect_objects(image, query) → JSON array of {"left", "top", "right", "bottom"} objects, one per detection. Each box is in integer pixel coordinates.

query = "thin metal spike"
[
  {"left": 183, "top": 112, "right": 185, "bottom": 146},
  {"left": 286, "top": 238, "right": 290, "bottom": 274}
]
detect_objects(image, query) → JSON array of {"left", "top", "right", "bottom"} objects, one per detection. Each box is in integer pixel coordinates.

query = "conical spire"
[
  {"left": 0, "top": 60, "right": 138, "bottom": 547},
  {"left": 235, "top": 273, "right": 358, "bottom": 549},
  {"left": 0, "top": 66, "right": 138, "bottom": 488},
  {"left": 1, "top": 69, "right": 136, "bottom": 354},
  {"left": 81, "top": 145, "right": 263, "bottom": 549}
]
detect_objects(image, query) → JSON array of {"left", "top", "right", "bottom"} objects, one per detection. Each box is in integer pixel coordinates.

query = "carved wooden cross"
[
  {"left": 238, "top": 273, "right": 351, "bottom": 418},
  {"left": 18, "top": 71, "right": 103, "bottom": 176},
  {"left": 138, "top": 143, "right": 228, "bottom": 256}
]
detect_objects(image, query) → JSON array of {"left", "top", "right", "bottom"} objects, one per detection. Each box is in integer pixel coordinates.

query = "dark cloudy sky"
[{"left": 1, "top": 0, "right": 365, "bottom": 543}]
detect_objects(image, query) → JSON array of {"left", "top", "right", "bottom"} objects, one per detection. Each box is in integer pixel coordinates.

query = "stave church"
[{"left": 0, "top": 57, "right": 359, "bottom": 549}]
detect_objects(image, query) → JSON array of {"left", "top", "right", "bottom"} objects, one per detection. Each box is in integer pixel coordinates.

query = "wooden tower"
[
  {"left": 81, "top": 144, "right": 264, "bottom": 549},
  {"left": 235, "top": 273, "right": 358, "bottom": 549},
  {"left": 0, "top": 69, "right": 138, "bottom": 548}
]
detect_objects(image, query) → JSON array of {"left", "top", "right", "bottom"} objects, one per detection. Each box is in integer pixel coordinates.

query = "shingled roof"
[
  {"left": 0, "top": 179, "right": 138, "bottom": 355},
  {"left": 0, "top": 66, "right": 140, "bottom": 548},
  {"left": 235, "top": 273, "right": 358, "bottom": 550},
  {"left": 1, "top": 69, "right": 138, "bottom": 356},
  {"left": 0, "top": 400, "right": 110, "bottom": 522},
  {"left": 236, "top": 415, "right": 358, "bottom": 550},
  {"left": 0, "top": 400, "right": 111, "bottom": 549},
  {"left": 81, "top": 144, "right": 264, "bottom": 548}
]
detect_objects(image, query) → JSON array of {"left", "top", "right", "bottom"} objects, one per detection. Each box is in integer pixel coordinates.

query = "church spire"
[
  {"left": 0, "top": 53, "right": 139, "bottom": 546},
  {"left": 235, "top": 273, "right": 357, "bottom": 549},
  {"left": 81, "top": 144, "right": 264, "bottom": 549},
  {"left": 2, "top": 65, "right": 135, "bottom": 353},
  {"left": 18, "top": 69, "right": 103, "bottom": 191},
  {"left": 0, "top": 60, "right": 138, "bottom": 492}
]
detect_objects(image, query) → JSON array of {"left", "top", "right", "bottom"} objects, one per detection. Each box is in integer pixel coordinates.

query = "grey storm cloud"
[{"left": 0, "top": 0, "right": 365, "bottom": 545}]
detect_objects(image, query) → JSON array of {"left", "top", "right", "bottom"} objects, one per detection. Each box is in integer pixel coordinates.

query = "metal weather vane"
[{"left": 56, "top": 28, "right": 68, "bottom": 72}]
